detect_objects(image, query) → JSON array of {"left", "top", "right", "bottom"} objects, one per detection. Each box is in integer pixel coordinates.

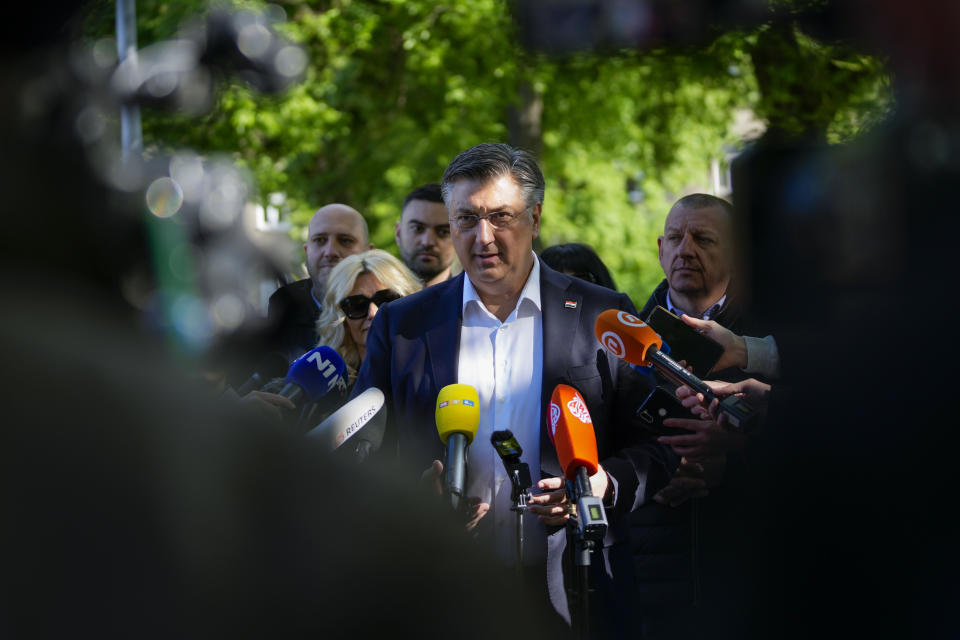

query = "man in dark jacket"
[
  {"left": 266, "top": 203, "right": 372, "bottom": 361},
  {"left": 630, "top": 193, "right": 777, "bottom": 639},
  {"left": 353, "top": 143, "right": 673, "bottom": 637}
]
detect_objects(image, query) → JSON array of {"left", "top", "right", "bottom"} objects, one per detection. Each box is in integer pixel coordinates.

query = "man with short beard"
[
  {"left": 267, "top": 203, "right": 372, "bottom": 360},
  {"left": 394, "top": 183, "right": 456, "bottom": 287}
]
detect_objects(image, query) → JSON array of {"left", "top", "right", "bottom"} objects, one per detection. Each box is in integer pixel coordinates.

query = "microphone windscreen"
[
  {"left": 594, "top": 309, "right": 663, "bottom": 366},
  {"left": 435, "top": 384, "right": 480, "bottom": 445},
  {"left": 305, "top": 387, "right": 385, "bottom": 451},
  {"left": 548, "top": 384, "right": 600, "bottom": 481},
  {"left": 284, "top": 346, "right": 348, "bottom": 403}
]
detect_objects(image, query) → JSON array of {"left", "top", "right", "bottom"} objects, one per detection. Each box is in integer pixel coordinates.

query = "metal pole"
[{"left": 116, "top": 0, "right": 142, "bottom": 160}]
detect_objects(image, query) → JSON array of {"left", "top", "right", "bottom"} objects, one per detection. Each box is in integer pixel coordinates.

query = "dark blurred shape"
[
  {"left": 0, "top": 281, "right": 558, "bottom": 638},
  {"left": 0, "top": 6, "right": 564, "bottom": 638},
  {"left": 511, "top": 0, "right": 770, "bottom": 54},
  {"left": 540, "top": 242, "right": 618, "bottom": 290},
  {"left": 726, "top": 2, "right": 960, "bottom": 638},
  {"left": 111, "top": 8, "right": 306, "bottom": 113}
]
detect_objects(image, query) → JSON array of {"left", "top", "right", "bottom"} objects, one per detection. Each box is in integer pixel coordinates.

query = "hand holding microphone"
[
  {"left": 595, "top": 309, "right": 759, "bottom": 433},
  {"left": 677, "top": 377, "right": 772, "bottom": 415},
  {"left": 656, "top": 379, "right": 767, "bottom": 458},
  {"left": 237, "top": 390, "right": 296, "bottom": 421},
  {"left": 530, "top": 384, "right": 609, "bottom": 544},
  {"left": 304, "top": 387, "right": 386, "bottom": 462}
]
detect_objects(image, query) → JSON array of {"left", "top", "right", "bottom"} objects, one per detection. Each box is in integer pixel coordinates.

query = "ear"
[
  {"left": 367, "top": 242, "right": 375, "bottom": 250},
  {"left": 657, "top": 236, "right": 663, "bottom": 261},
  {"left": 530, "top": 203, "right": 542, "bottom": 238},
  {"left": 394, "top": 220, "right": 402, "bottom": 245},
  {"left": 303, "top": 243, "right": 308, "bottom": 257}
]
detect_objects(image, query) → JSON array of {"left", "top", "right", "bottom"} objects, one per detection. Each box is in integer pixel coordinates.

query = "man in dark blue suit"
[{"left": 352, "top": 143, "right": 673, "bottom": 632}]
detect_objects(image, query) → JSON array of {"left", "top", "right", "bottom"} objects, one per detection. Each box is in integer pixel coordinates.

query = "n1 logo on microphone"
[
  {"left": 307, "top": 351, "right": 341, "bottom": 387},
  {"left": 566, "top": 392, "right": 592, "bottom": 424},
  {"left": 307, "top": 351, "right": 337, "bottom": 376}
]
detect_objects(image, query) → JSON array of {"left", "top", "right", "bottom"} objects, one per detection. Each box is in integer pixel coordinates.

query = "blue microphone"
[{"left": 278, "top": 345, "right": 347, "bottom": 406}]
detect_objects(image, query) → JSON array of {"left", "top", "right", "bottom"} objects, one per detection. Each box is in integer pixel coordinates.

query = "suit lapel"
[
  {"left": 425, "top": 273, "right": 464, "bottom": 391},
  {"left": 539, "top": 261, "right": 582, "bottom": 477}
]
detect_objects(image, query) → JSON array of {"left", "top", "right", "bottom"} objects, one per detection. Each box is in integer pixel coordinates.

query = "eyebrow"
[
  {"left": 454, "top": 205, "right": 512, "bottom": 215},
  {"left": 665, "top": 225, "right": 718, "bottom": 236},
  {"left": 407, "top": 218, "right": 450, "bottom": 227},
  {"left": 310, "top": 232, "right": 359, "bottom": 240}
]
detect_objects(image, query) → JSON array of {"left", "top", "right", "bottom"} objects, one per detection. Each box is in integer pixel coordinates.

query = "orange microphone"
[
  {"left": 548, "top": 384, "right": 607, "bottom": 543},
  {"left": 594, "top": 308, "right": 758, "bottom": 432},
  {"left": 593, "top": 309, "right": 663, "bottom": 367},
  {"left": 548, "top": 384, "right": 600, "bottom": 481}
]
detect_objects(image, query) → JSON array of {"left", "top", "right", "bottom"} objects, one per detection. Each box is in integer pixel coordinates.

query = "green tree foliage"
[{"left": 82, "top": 0, "right": 890, "bottom": 305}]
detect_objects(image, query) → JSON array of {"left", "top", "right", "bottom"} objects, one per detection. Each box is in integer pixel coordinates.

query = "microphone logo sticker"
[
  {"left": 328, "top": 374, "right": 347, "bottom": 392},
  {"left": 549, "top": 402, "right": 561, "bottom": 436},
  {"left": 600, "top": 330, "right": 626, "bottom": 358},
  {"left": 617, "top": 311, "right": 646, "bottom": 328},
  {"left": 567, "top": 393, "right": 592, "bottom": 424}
]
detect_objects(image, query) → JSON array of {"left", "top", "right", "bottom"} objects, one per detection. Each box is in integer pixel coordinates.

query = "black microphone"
[{"left": 491, "top": 430, "right": 532, "bottom": 502}]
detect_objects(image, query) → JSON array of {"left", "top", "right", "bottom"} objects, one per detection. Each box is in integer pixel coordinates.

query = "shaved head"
[
  {"left": 658, "top": 194, "right": 734, "bottom": 317},
  {"left": 303, "top": 203, "right": 372, "bottom": 299}
]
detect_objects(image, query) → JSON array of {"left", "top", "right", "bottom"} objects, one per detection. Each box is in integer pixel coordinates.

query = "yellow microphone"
[{"left": 435, "top": 384, "right": 480, "bottom": 509}]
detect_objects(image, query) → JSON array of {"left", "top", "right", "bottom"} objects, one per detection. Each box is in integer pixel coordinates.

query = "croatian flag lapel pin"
[{"left": 564, "top": 299, "right": 578, "bottom": 309}]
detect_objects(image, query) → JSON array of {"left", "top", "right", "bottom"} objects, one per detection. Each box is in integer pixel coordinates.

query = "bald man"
[
  {"left": 267, "top": 204, "right": 373, "bottom": 361},
  {"left": 630, "top": 193, "right": 778, "bottom": 638}
]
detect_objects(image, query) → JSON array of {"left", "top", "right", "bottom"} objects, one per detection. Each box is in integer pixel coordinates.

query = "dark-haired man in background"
[{"left": 395, "top": 183, "right": 456, "bottom": 287}]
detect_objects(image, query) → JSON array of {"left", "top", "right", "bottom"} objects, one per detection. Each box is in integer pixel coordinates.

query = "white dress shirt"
[{"left": 458, "top": 254, "right": 544, "bottom": 566}]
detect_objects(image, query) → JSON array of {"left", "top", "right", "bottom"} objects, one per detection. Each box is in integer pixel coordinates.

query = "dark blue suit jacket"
[{"left": 352, "top": 259, "right": 671, "bottom": 521}]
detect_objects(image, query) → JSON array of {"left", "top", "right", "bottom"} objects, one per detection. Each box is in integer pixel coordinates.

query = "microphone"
[
  {"left": 491, "top": 429, "right": 533, "bottom": 502},
  {"left": 594, "top": 309, "right": 758, "bottom": 432},
  {"left": 278, "top": 345, "right": 348, "bottom": 406},
  {"left": 305, "top": 387, "right": 386, "bottom": 463},
  {"left": 548, "top": 384, "right": 608, "bottom": 544},
  {"left": 435, "top": 384, "right": 480, "bottom": 511}
]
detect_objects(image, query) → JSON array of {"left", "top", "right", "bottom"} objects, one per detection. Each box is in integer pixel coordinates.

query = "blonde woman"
[{"left": 316, "top": 249, "right": 422, "bottom": 386}]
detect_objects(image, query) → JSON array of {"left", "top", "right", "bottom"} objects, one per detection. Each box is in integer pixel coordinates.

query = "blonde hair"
[{"left": 316, "top": 249, "right": 422, "bottom": 381}]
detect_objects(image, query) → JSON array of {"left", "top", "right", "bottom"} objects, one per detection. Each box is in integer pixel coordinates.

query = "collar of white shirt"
[
  {"left": 665, "top": 289, "right": 726, "bottom": 322},
  {"left": 461, "top": 251, "right": 542, "bottom": 321}
]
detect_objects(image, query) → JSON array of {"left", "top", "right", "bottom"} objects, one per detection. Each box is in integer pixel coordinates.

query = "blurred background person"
[
  {"left": 267, "top": 203, "right": 373, "bottom": 362},
  {"left": 317, "top": 249, "right": 422, "bottom": 387},
  {"left": 394, "top": 183, "right": 457, "bottom": 287},
  {"left": 0, "top": 8, "right": 561, "bottom": 637},
  {"left": 540, "top": 242, "right": 618, "bottom": 290}
]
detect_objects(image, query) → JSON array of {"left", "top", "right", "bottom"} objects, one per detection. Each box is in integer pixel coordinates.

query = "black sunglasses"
[{"left": 338, "top": 289, "right": 401, "bottom": 319}]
